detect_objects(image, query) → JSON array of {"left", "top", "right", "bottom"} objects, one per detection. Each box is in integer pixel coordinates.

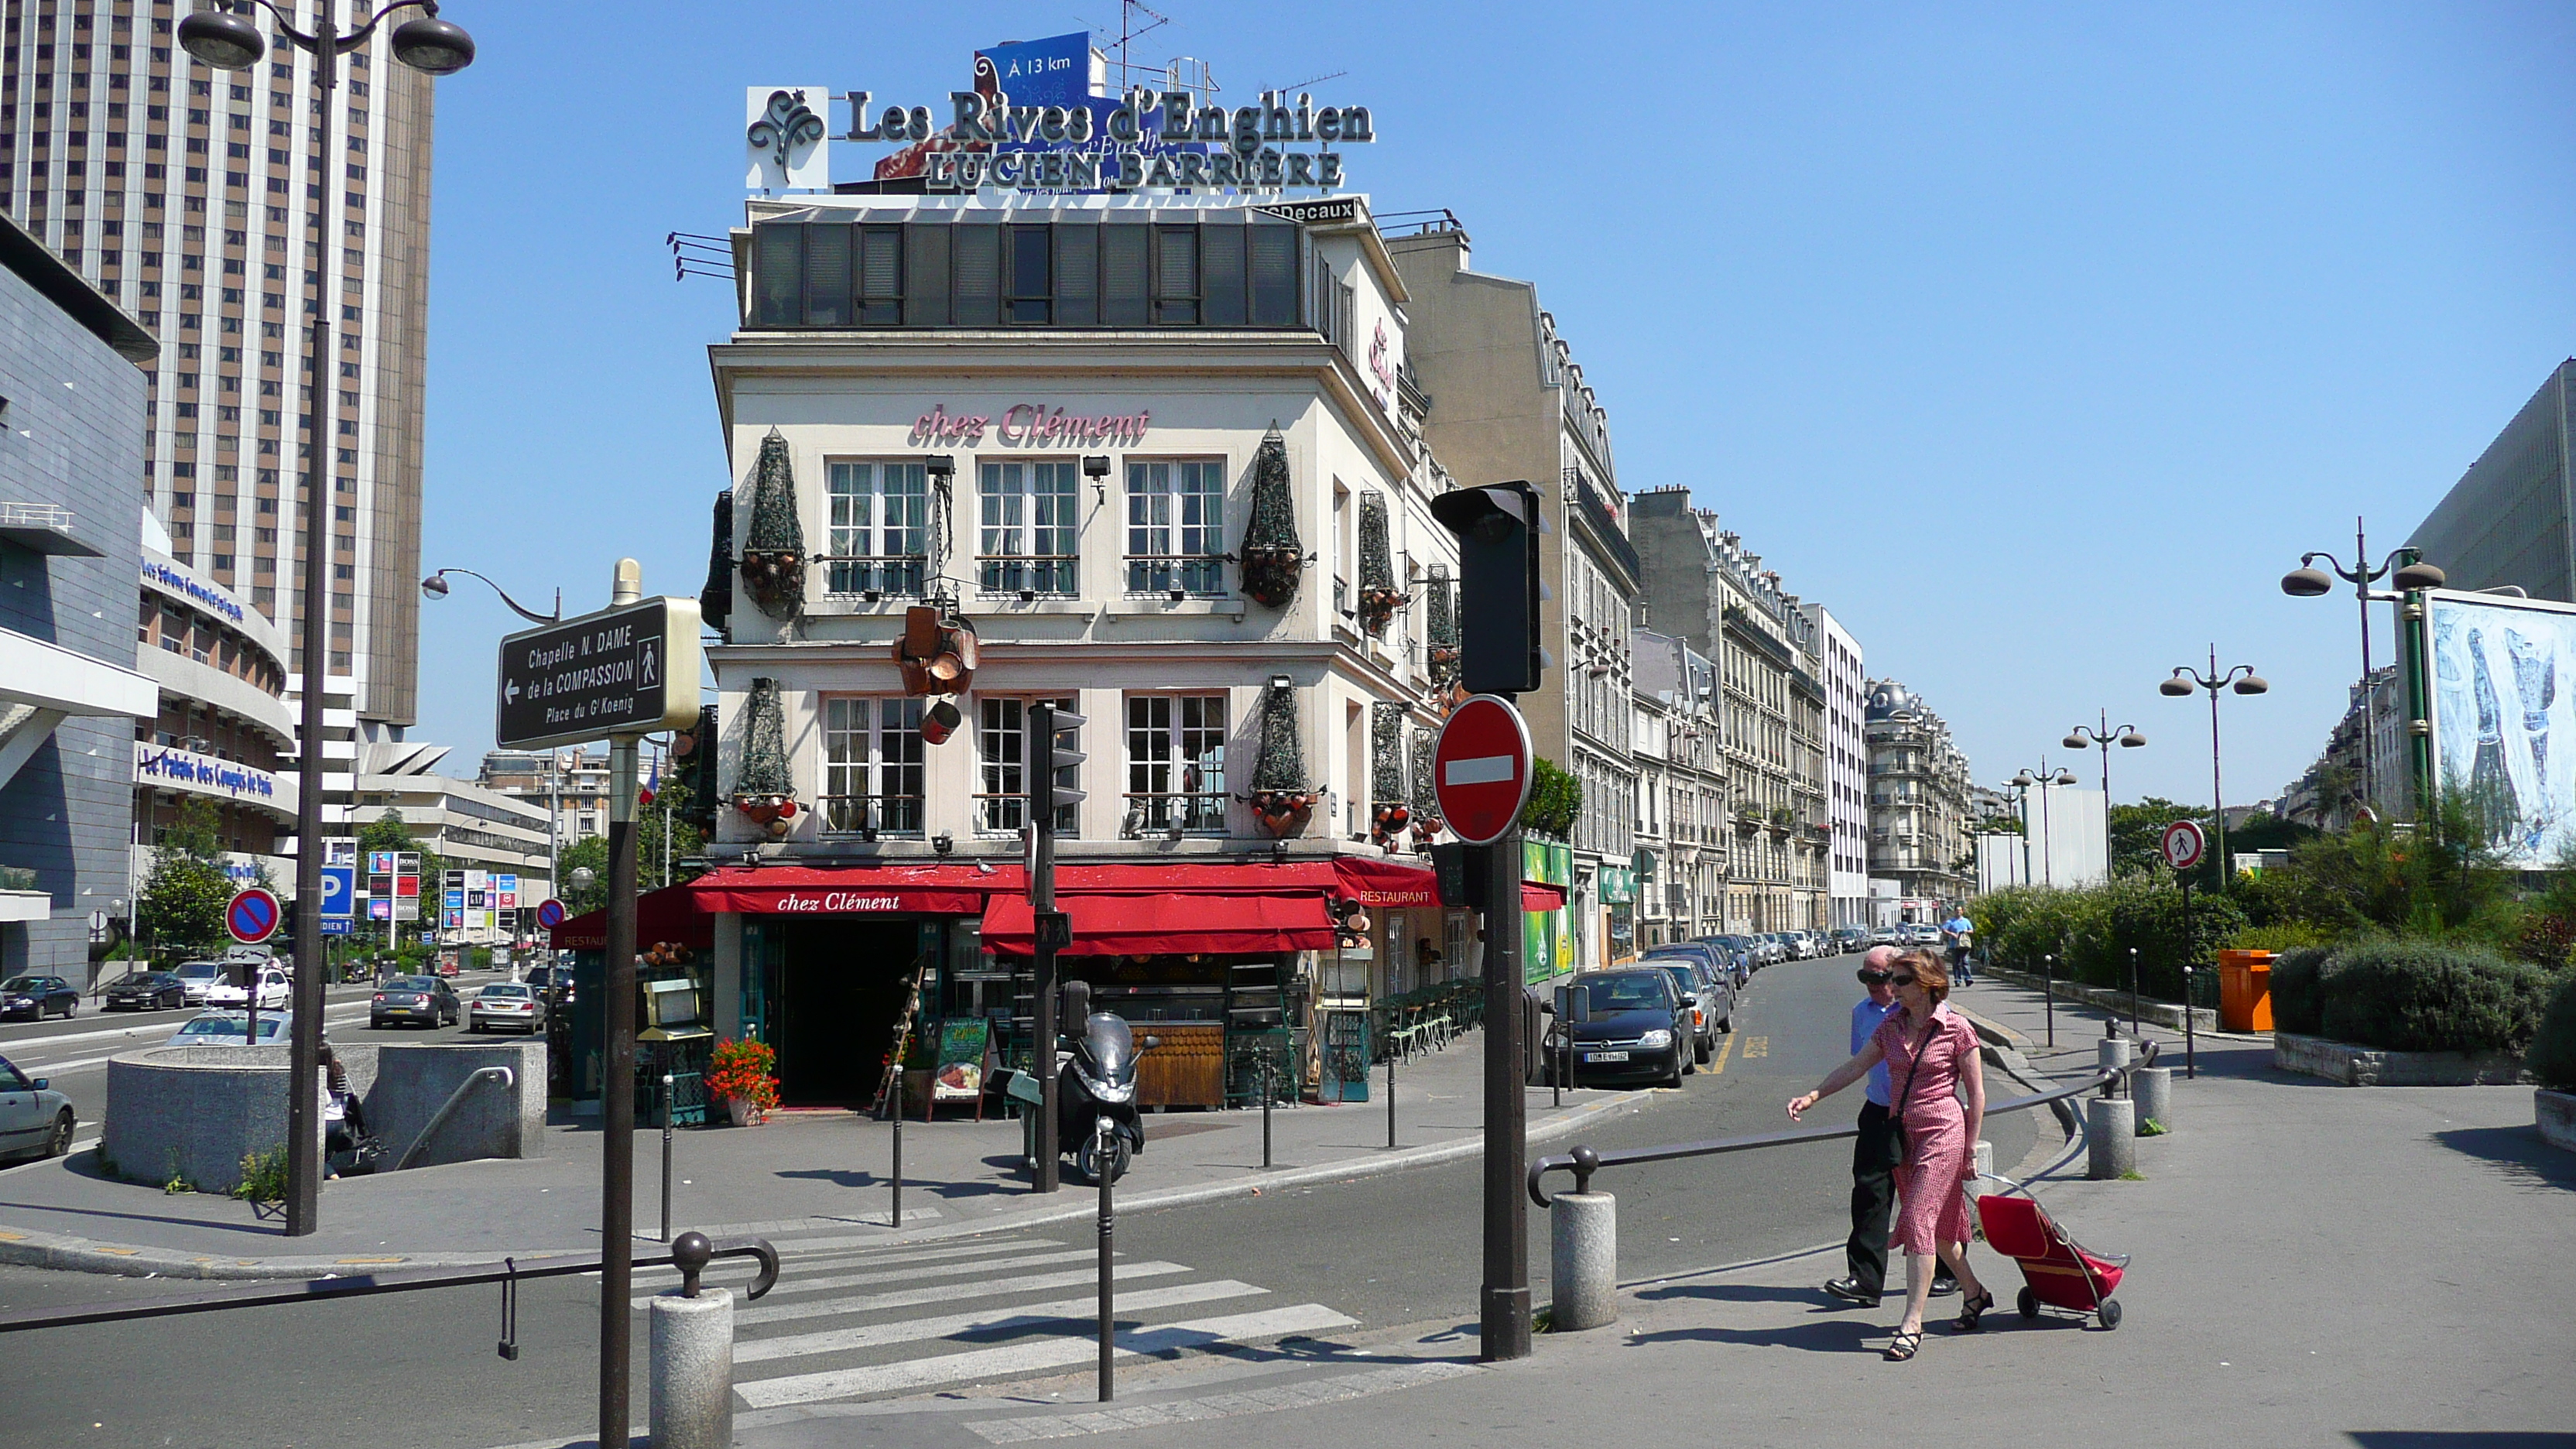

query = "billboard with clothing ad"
[{"left": 2427, "top": 590, "right": 2576, "bottom": 867}]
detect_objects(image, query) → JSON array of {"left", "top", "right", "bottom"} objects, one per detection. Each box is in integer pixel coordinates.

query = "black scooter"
[{"left": 1053, "top": 983, "right": 1154, "bottom": 1183}]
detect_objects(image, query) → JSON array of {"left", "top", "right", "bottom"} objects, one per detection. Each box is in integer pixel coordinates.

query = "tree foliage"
[
  {"left": 136, "top": 797, "right": 251, "bottom": 957},
  {"left": 1521, "top": 758, "right": 1581, "bottom": 841}
]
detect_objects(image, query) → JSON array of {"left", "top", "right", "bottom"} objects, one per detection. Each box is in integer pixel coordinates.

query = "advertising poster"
[
  {"left": 2427, "top": 591, "right": 2576, "bottom": 868},
  {"left": 1523, "top": 838, "right": 1573, "bottom": 985},
  {"left": 932, "top": 1019, "right": 990, "bottom": 1101}
]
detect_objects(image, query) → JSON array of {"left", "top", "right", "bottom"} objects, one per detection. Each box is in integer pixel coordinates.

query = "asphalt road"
[
  {"left": 0, "top": 954, "right": 2043, "bottom": 1449},
  {"left": 0, "top": 973, "right": 512, "bottom": 1156}
]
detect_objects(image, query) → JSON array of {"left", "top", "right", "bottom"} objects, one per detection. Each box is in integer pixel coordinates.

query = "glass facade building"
[{"left": 2409, "top": 359, "right": 2575, "bottom": 604}]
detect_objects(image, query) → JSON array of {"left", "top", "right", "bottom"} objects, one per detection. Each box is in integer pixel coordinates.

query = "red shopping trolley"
[{"left": 1974, "top": 1178, "right": 2129, "bottom": 1329}]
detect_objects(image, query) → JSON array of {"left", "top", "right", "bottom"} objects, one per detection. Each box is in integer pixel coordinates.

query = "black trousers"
[{"left": 1846, "top": 1099, "right": 1955, "bottom": 1295}]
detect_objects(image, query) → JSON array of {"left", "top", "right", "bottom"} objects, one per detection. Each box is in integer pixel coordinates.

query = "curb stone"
[{"left": 0, "top": 1091, "right": 1640, "bottom": 1279}]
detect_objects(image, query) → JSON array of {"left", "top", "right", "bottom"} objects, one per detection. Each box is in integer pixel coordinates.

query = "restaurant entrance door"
[{"left": 771, "top": 915, "right": 934, "bottom": 1106}]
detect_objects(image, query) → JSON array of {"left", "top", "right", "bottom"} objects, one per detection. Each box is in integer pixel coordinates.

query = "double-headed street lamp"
[
  {"left": 2063, "top": 713, "right": 2146, "bottom": 804},
  {"left": 179, "top": 0, "right": 476, "bottom": 1238},
  {"left": 2006, "top": 762, "right": 2078, "bottom": 886},
  {"left": 2281, "top": 517, "right": 2445, "bottom": 817},
  {"left": 2160, "top": 648, "right": 2268, "bottom": 892}
]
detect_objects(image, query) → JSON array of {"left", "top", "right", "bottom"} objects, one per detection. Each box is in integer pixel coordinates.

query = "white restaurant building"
[{"left": 679, "top": 192, "right": 1560, "bottom": 1107}]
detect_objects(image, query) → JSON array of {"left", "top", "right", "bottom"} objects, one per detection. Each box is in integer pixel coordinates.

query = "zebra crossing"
[{"left": 631, "top": 1228, "right": 1358, "bottom": 1409}]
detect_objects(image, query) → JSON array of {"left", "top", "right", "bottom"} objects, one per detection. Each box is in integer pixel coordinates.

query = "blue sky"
[{"left": 411, "top": 2, "right": 2575, "bottom": 807}]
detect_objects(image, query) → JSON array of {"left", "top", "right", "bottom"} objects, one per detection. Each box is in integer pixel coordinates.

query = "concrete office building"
[
  {"left": 1804, "top": 603, "right": 1871, "bottom": 928},
  {"left": 1386, "top": 216, "right": 1640, "bottom": 968},
  {"left": 2409, "top": 359, "right": 2575, "bottom": 603},
  {"left": 2, "top": 2, "right": 439, "bottom": 730},
  {"left": 0, "top": 207, "right": 157, "bottom": 978}
]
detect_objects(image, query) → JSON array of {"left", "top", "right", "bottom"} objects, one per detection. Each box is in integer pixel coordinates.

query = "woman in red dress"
[{"left": 1789, "top": 948, "right": 1993, "bottom": 1360}]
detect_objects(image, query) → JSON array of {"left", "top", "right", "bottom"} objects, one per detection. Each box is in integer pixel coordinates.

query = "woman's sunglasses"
[{"left": 1889, "top": 974, "right": 1920, "bottom": 988}]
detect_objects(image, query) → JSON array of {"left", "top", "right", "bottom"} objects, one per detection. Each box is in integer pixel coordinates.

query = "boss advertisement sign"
[{"left": 496, "top": 598, "right": 704, "bottom": 752}]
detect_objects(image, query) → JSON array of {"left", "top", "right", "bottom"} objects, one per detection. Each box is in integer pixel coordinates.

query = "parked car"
[
  {"left": 102, "top": 971, "right": 188, "bottom": 1012},
  {"left": 0, "top": 1053, "right": 75, "bottom": 1160},
  {"left": 372, "top": 975, "right": 459, "bottom": 1029},
  {"left": 523, "top": 964, "right": 575, "bottom": 1004},
  {"left": 1550, "top": 968, "right": 1692, "bottom": 1089},
  {"left": 204, "top": 967, "right": 291, "bottom": 1012},
  {"left": 0, "top": 975, "right": 77, "bottom": 1021},
  {"left": 1695, "top": 936, "right": 1754, "bottom": 988},
  {"left": 1759, "top": 934, "right": 1790, "bottom": 965},
  {"left": 170, "top": 960, "right": 230, "bottom": 1005},
  {"left": 168, "top": 1010, "right": 290, "bottom": 1046},
  {"left": 1644, "top": 951, "right": 1733, "bottom": 1060},
  {"left": 1906, "top": 923, "right": 1942, "bottom": 946},
  {"left": 1866, "top": 925, "right": 1905, "bottom": 947},
  {"left": 468, "top": 982, "right": 545, "bottom": 1035},
  {"left": 1831, "top": 927, "right": 1869, "bottom": 954}
]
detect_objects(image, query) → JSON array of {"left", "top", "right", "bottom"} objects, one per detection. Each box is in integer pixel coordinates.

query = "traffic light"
[
  {"left": 1429, "top": 481, "right": 1546, "bottom": 697},
  {"left": 893, "top": 604, "right": 979, "bottom": 745},
  {"left": 1330, "top": 896, "right": 1372, "bottom": 950},
  {"left": 673, "top": 704, "right": 718, "bottom": 834},
  {"left": 1029, "top": 703, "right": 1087, "bottom": 838}
]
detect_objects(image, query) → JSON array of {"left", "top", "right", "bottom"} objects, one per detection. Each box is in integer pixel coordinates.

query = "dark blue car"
[{"left": 1549, "top": 968, "right": 1692, "bottom": 1090}]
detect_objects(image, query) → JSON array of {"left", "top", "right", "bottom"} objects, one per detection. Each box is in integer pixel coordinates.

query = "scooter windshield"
[{"left": 1086, "top": 1013, "right": 1135, "bottom": 1077}]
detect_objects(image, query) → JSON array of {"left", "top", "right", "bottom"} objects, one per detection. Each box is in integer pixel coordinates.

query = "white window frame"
[
  {"left": 1125, "top": 458, "right": 1226, "bottom": 595},
  {"left": 978, "top": 461, "right": 1080, "bottom": 595},
  {"left": 825, "top": 460, "right": 930, "bottom": 597},
  {"left": 1124, "top": 693, "right": 1228, "bottom": 832},
  {"left": 821, "top": 696, "right": 926, "bottom": 835},
  {"left": 977, "top": 694, "right": 1080, "bottom": 836}
]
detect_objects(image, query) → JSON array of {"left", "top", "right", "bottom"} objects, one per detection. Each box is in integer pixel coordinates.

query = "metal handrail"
[
  {"left": 393, "top": 1064, "right": 514, "bottom": 1172},
  {"left": 1528, "top": 1062, "right": 2133, "bottom": 1207},
  {"left": 0, "top": 1235, "right": 779, "bottom": 1336}
]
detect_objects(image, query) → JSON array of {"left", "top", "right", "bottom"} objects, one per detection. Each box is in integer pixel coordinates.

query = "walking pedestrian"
[
  {"left": 1788, "top": 949, "right": 1993, "bottom": 1361},
  {"left": 1942, "top": 911, "right": 1976, "bottom": 986},
  {"left": 1821, "top": 946, "right": 1954, "bottom": 1307}
]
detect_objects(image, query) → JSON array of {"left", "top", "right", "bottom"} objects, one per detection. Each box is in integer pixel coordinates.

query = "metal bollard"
[
  {"left": 1386, "top": 1039, "right": 1397, "bottom": 1149},
  {"left": 1095, "top": 1118, "right": 1115, "bottom": 1403},
  {"left": 1260, "top": 1052, "right": 1274, "bottom": 1170},
  {"left": 2131, "top": 1066, "right": 2171, "bottom": 1134},
  {"left": 2127, "top": 947, "right": 2143, "bottom": 1040},
  {"left": 660, "top": 1072, "right": 674, "bottom": 1246},
  {"left": 2180, "top": 963, "right": 2197, "bottom": 1078},
  {"left": 1549, "top": 1147, "right": 1617, "bottom": 1331},
  {"left": 649, "top": 1233, "right": 733, "bottom": 1449},
  {"left": 2043, "top": 954, "right": 2056, "bottom": 1049},
  {"left": 2087, "top": 1098, "right": 2136, "bottom": 1180}
]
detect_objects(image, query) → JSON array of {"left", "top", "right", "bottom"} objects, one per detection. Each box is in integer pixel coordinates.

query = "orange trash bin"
[{"left": 2217, "top": 949, "right": 2273, "bottom": 1033}]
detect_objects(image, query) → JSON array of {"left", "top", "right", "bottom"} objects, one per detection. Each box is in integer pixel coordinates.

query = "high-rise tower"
[{"left": 3, "top": 0, "right": 434, "bottom": 728}]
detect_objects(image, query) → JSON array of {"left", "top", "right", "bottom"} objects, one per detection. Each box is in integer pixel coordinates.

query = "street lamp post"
[
  {"left": 2062, "top": 714, "right": 2146, "bottom": 805},
  {"left": 180, "top": 0, "right": 476, "bottom": 1240},
  {"left": 423, "top": 568, "right": 562, "bottom": 923},
  {"left": 2160, "top": 647, "right": 2269, "bottom": 891},
  {"left": 2007, "top": 763, "right": 2078, "bottom": 886},
  {"left": 2280, "top": 519, "right": 2445, "bottom": 820}
]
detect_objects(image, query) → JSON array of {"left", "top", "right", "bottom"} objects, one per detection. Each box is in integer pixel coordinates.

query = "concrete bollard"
[
  {"left": 1972, "top": 1139, "right": 1993, "bottom": 1180},
  {"left": 1550, "top": 1191, "right": 1619, "bottom": 1331},
  {"left": 2088, "top": 1097, "right": 2136, "bottom": 1180},
  {"left": 649, "top": 1291, "right": 735, "bottom": 1449},
  {"left": 2096, "top": 1035, "right": 2132, "bottom": 1077},
  {"left": 2131, "top": 1066, "right": 2172, "bottom": 1133}
]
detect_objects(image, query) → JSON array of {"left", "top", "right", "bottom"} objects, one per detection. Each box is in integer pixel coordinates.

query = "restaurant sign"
[{"left": 909, "top": 403, "right": 1150, "bottom": 449}]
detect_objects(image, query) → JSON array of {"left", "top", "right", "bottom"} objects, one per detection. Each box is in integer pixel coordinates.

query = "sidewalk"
[
  {"left": 734, "top": 974, "right": 2576, "bottom": 1449},
  {"left": 0, "top": 1026, "right": 1646, "bottom": 1278}
]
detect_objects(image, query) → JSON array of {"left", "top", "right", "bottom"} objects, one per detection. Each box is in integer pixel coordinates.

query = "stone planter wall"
[
  {"left": 2273, "top": 1031, "right": 2530, "bottom": 1087},
  {"left": 2537, "top": 1089, "right": 2576, "bottom": 1153}
]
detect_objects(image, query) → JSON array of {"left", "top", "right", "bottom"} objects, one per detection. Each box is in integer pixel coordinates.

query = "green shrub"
[
  {"left": 2226, "top": 923, "right": 2330, "bottom": 955},
  {"left": 234, "top": 1145, "right": 289, "bottom": 1204},
  {"left": 2269, "top": 947, "right": 2332, "bottom": 1036},
  {"left": 2527, "top": 974, "right": 2576, "bottom": 1090},
  {"left": 2080, "top": 874, "right": 2247, "bottom": 1000},
  {"left": 2315, "top": 940, "right": 2558, "bottom": 1055}
]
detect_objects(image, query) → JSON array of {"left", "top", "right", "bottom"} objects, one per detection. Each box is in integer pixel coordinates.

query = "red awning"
[
  {"left": 982, "top": 890, "right": 1335, "bottom": 957},
  {"left": 1329, "top": 855, "right": 1566, "bottom": 913},
  {"left": 686, "top": 864, "right": 1002, "bottom": 916},
  {"left": 547, "top": 882, "right": 713, "bottom": 952}
]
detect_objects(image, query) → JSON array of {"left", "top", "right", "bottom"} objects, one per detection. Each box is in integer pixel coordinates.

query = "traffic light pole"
[
  {"left": 1030, "top": 702, "right": 1060, "bottom": 1194},
  {"left": 1480, "top": 827, "right": 1530, "bottom": 1362}
]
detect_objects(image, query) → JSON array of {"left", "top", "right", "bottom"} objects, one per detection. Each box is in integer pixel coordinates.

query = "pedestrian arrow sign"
[{"left": 495, "top": 596, "right": 702, "bottom": 751}]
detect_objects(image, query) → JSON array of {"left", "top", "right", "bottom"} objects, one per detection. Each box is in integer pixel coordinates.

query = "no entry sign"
[
  {"left": 1434, "top": 694, "right": 1534, "bottom": 846},
  {"left": 227, "top": 886, "right": 281, "bottom": 945},
  {"left": 2160, "top": 820, "right": 2208, "bottom": 872}
]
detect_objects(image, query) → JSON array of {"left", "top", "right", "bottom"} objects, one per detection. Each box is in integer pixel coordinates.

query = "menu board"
[{"left": 932, "top": 1019, "right": 989, "bottom": 1101}]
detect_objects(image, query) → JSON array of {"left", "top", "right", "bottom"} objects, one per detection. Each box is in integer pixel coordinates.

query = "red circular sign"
[
  {"left": 227, "top": 887, "right": 281, "bottom": 944},
  {"left": 2160, "top": 820, "right": 2207, "bottom": 871},
  {"left": 1433, "top": 695, "right": 1534, "bottom": 846}
]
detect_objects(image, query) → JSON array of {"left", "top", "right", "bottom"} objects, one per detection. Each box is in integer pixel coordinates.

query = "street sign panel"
[
  {"left": 2160, "top": 820, "right": 2207, "bottom": 872},
  {"left": 535, "top": 898, "right": 568, "bottom": 930},
  {"left": 226, "top": 887, "right": 281, "bottom": 945},
  {"left": 1034, "top": 909, "right": 1073, "bottom": 951},
  {"left": 319, "top": 865, "right": 355, "bottom": 920},
  {"left": 320, "top": 918, "right": 354, "bottom": 937},
  {"left": 495, "top": 596, "right": 704, "bottom": 751},
  {"left": 1433, "top": 694, "right": 1536, "bottom": 846}
]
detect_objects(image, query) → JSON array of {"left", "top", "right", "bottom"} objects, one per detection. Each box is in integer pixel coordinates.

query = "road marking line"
[
  {"left": 964, "top": 1360, "right": 1482, "bottom": 1442},
  {"left": 1710, "top": 1034, "right": 1735, "bottom": 1074},
  {"left": 735, "top": 1280, "right": 1264, "bottom": 1365},
  {"left": 731, "top": 1261, "right": 1190, "bottom": 1325},
  {"left": 734, "top": 1302, "right": 1357, "bottom": 1408},
  {"left": 1742, "top": 1036, "right": 1769, "bottom": 1060}
]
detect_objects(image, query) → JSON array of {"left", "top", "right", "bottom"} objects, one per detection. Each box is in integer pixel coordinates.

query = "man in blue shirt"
[
  {"left": 1825, "top": 946, "right": 1957, "bottom": 1304},
  {"left": 1942, "top": 912, "right": 1977, "bottom": 986}
]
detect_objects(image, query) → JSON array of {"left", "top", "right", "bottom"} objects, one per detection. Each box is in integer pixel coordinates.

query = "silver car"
[
  {"left": 0, "top": 1053, "right": 76, "bottom": 1161},
  {"left": 171, "top": 960, "right": 229, "bottom": 1005},
  {"left": 468, "top": 982, "right": 546, "bottom": 1035}
]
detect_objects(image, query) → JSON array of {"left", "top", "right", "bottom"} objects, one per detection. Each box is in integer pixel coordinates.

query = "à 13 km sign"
[{"left": 495, "top": 597, "right": 704, "bottom": 751}]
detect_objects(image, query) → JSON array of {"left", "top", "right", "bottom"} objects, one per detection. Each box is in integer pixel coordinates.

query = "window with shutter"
[
  {"left": 952, "top": 226, "right": 999, "bottom": 326},
  {"left": 801, "top": 224, "right": 849, "bottom": 326},
  {"left": 858, "top": 226, "right": 902, "bottom": 324},
  {"left": 1057, "top": 224, "right": 1097, "bottom": 326},
  {"left": 904, "top": 224, "right": 949, "bottom": 326},
  {"left": 1153, "top": 226, "right": 1197, "bottom": 325},
  {"left": 1101, "top": 224, "right": 1147, "bottom": 326}
]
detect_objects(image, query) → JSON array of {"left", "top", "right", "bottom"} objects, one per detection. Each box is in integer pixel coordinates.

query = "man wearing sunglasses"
[{"left": 1825, "top": 946, "right": 1957, "bottom": 1304}]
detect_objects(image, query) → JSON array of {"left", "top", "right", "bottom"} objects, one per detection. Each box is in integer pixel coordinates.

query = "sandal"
[
  {"left": 1884, "top": 1329, "right": 1921, "bottom": 1362},
  {"left": 1954, "top": 1290, "right": 1995, "bottom": 1333}
]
